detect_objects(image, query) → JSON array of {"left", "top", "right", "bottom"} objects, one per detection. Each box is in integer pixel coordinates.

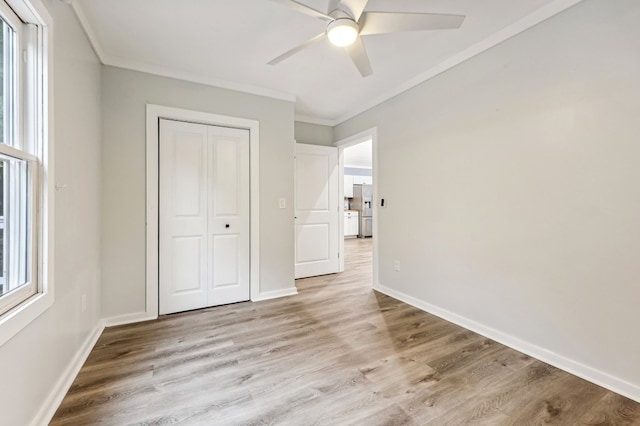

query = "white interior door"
[
  {"left": 208, "top": 126, "right": 250, "bottom": 306},
  {"left": 160, "top": 119, "right": 249, "bottom": 315},
  {"left": 295, "top": 143, "right": 339, "bottom": 278}
]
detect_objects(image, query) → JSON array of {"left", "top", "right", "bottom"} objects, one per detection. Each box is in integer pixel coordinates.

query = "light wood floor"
[{"left": 51, "top": 238, "right": 639, "bottom": 425}]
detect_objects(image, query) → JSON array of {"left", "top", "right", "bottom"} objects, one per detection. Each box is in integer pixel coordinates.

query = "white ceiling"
[
  {"left": 71, "top": 0, "right": 582, "bottom": 125},
  {"left": 344, "top": 139, "right": 372, "bottom": 169}
]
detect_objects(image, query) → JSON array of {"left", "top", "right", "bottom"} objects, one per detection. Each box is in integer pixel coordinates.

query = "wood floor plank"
[
  {"left": 50, "top": 238, "right": 640, "bottom": 425},
  {"left": 507, "top": 372, "right": 609, "bottom": 425},
  {"left": 579, "top": 392, "right": 640, "bottom": 425}
]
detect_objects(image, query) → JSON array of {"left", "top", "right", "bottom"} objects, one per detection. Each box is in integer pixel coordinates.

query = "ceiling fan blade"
[
  {"left": 345, "top": 36, "right": 372, "bottom": 77},
  {"left": 328, "top": 0, "right": 341, "bottom": 14},
  {"left": 269, "top": 0, "right": 332, "bottom": 21},
  {"left": 268, "top": 32, "right": 327, "bottom": 65},
  {"left": 338, "top": 0, "right": 368, "bottom": 21},
  {"left": 359, "top": 12, "right": 465, "bottom": 36}
]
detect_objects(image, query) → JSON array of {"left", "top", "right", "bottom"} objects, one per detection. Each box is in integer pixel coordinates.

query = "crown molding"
[
  {"left": 69, "top": 2, "right": 296, "bottom": 103},
  {"left": 294, "top": 115, "right": 337, "bottom": 127},
  {"left": 70, "top": 0, "right": 106, "bottom": 62},
  {"left": 70, "top": 0, "right": 585, "bottom": 126},
  {"left": 102, "top": 55, "right": 296, "bottom": 102},
  {"left": 332, "top": 0, "right": 585, "bottom": 126}
]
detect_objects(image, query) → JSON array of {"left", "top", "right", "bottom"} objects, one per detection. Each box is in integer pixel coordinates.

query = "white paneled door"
[
  {"left": 295, "top": 144, "right": 339, "bottom": 279},
  {"left": 159, "top": 119, "right": 249, "bottom": 315}
]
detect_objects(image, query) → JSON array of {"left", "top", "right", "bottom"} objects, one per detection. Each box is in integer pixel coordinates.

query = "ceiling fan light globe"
[{"left": 327, "top": 19, "right": 359, "bottom": 47}]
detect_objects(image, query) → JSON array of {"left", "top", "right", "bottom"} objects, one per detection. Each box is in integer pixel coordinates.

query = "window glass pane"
[
  {"left": 0, "top": 161, "right": 3, "bottom": 295},
  {"left": 0, "top": 154, "right": 30, "bottom": 299},
  {"left": 0, "top": 16, "right": 16, "bottom": 147},
  {"left": 0, "top": 19, "right": 3, "bottom": 144}
]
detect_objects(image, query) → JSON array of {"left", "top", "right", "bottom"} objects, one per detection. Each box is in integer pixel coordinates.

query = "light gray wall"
[
  {"left": 0, "top": 1, "right": 103, "bottom": 424},
  {"left": 294, "top": 121, "right": 334, "bottom": 146},
  {"left": 336, "top": 0, "right": 640, "bottom": 392},
  {"left": 101, "top": 66, "right": 295, "bottom": 318}
]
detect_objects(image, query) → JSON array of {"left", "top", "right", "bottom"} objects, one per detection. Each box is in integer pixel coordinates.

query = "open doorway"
[{"left": 337, "top": 128, "right": 377, "bottom": 280}]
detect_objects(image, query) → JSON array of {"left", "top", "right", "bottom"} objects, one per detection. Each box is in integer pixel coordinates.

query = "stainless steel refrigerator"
[{"left": 352, "top": 184, "right": 373, "bottom": 238}]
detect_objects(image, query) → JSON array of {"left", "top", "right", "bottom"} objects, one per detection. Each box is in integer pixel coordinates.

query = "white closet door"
[
  {"left": 207, "top": 125, "right": 250, "bottom": 306},
  {"left": 159, "top": 119, "right": 209, "bottom": 314},
  {"left": 295, "top": 143, "right": 339, "bottom": 278},
  {"left": 159, "top": 119, "right": 250, "bottom": 315}
]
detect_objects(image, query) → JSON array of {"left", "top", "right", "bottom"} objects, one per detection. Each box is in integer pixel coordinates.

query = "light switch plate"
[{"left": 279, "top": 198, "right": 286, "bottom": 209}]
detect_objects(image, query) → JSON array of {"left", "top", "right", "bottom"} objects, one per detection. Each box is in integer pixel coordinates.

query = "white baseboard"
[
  {"left": 253, "top": 287, "right": 298, "bottom": 302},
  {"left": 373, "top": 283, "right": 640, "bottom": 403},
  {"left": 31, "top": 320, "right": 105, "bottom": 426},
  {"left": 104, "top": 311, "right": 156, "bottom": 327}
]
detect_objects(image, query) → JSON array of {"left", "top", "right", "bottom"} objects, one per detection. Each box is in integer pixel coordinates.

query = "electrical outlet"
[
  {"left": 393, "top": 260, "right": 400, "bottom": 272},
  {"left": 81, "top": 294, "right": 87, "bottom": 312}
]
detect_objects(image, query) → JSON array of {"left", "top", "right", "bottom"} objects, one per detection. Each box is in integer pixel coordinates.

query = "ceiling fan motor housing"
[{"left": 327, "top": 18, "right": 359, "bottom": 46}]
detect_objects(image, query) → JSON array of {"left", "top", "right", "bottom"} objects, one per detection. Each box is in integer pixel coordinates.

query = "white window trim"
[{"left": 0, "top": 0, "right": 53, "bottom": 348}]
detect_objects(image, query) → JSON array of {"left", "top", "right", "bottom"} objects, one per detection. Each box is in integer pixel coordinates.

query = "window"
[
  {"left": 0, "top": 2, "right": 39, "bottom": 317},
  {"left": 0, "top": 0, "right": 50, "bottom": 344}
]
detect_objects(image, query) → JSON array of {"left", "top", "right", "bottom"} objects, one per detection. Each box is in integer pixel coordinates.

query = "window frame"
[
  {"left": 0, "top": 0, "right": 52, "bottom": 348},
  {"left": 0, "top": 148, "right": 38, "bottom": 316},
  {"left": 0, "top": 2, "right": 40, "bottom": 316}
]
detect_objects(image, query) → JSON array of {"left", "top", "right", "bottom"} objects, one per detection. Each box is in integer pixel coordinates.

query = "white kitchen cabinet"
[
  {"left": 352, "top": 175, "right": 373, "bottom": 185},
  {"left": 344, "top": 175, "right": 354, "bottom": 198},
  {"left": 344, "top": 211, "right": 359, "bottom": 237}
]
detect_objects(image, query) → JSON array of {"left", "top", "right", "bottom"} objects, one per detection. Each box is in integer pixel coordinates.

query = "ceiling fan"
[{"left": 267, "top": 0, "right": 466, "bottom": 77}]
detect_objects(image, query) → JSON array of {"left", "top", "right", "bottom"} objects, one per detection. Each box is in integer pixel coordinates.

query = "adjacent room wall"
[
  {"left": 101, "top": 66, "right": 295, "bottom": 318},
  {"left": 0, "top": 1, "right": 103, "bottom": 424},
  {"left": 335, "top": 0, "right": 640, "bottom": 397},
  {"left": 294, "top": 121, "right": 334, "bottom": 146}
]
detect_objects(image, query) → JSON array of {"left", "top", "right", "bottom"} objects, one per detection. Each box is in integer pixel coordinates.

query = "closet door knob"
[{"left": 225, "top": 224, "right": 230, "bottom": 228}]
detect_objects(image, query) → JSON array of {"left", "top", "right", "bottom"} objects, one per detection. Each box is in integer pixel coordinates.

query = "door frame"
[
  {"left": 146, "top": 104, "right": 260, "bottom": 319},
  {"left": 335, "top": 127, "right": 378, "bottom": 287}
]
